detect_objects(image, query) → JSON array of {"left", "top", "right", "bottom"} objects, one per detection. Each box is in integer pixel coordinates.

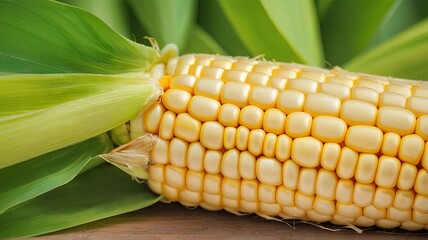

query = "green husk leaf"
[
  {"left": 0, "top": 0, "right": 158, "bottom": 74},
  {"left": 344, "top": 17, "right": 428, "bottom": 80},
  {"left": 198, "top": 0, "right": 250, "bottom": 56},
  {"left": 217, "top": 0, "right": 324, "bottom": 66},
  {"left": 319, "top": 0, "right": 396, "bottom": 65},
  {"left": 315, "top": 0, "right": 335, "bottom": 21},
  {"left": 183, "top": 25, "right": 226, "bottom": 55},
  {"left": 0, "top": 73, "right": 161, "bottom": 169},
  {"left": 370, "top": 0, "right": 428, "bottom": 47},
  {"left": 60, "top": 0, "right": 131, "bottom": 38},
  {"left": 0, "top": 164, "right": 161, "bottom": 238},
  {"left": 127, "top": 0, "right": 196, "bottom": 49},
  {"left": 0, "top": 134, "right": 113, "bottom": 214}
]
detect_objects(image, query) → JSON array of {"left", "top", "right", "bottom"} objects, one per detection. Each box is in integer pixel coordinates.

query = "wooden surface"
[{"left": 37, "top": 202, "right": 427, "bottom": 239}]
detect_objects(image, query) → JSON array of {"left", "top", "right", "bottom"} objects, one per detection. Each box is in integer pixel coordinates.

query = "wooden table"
[{"left": 37, "top": 202, "right": 427, "bottom": 239}]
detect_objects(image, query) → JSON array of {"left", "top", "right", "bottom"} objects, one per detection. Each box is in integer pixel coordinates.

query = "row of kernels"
[
  {"left": 151, "top": 164, "right": 428, "bottom": 216},
  {"left": 148, "top": 166, "right": 428, "bottom": 229},
  {"left": 168, "top": 78, "right": 428, "bottom": 123},
  {"left": 152, "top": 138, "right": 420, "bottom": 196},
  {"left": 163, "top": 76, "right": 428, "bottom": 134},
  {"left": 150, "top": 108, "right": 426, "bottom": 171},
  {"left": 171, "top": 54, "right": 428, "bottom": 93}
]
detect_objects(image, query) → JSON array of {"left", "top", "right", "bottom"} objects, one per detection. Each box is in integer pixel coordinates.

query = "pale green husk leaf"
[{"left": 0, "top": 73, "right": 161, "bottom": 169}]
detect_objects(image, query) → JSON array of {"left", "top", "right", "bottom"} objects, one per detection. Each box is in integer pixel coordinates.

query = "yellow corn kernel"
[
  {"left": 276, "top": 90, "right": 305, "bottom": 114},
  {"left": 320, "top": 143, "right": 341, "bottom": 171},
  {"left": 355, "top": 154, "right": 378, "bottom": 184},
  {"left": 381, "top": 132, "right": 401, "bottom": 157},
  {"left": 194, "top": 78, "right": 224, "bottom": 100},
  {"left": 379, "top": 91, "right": 406, "bottom": 108},
  {"left": 200, "top": 121, "right": 224, "bottom": 150},
  {"left": 169, "top": 137, "right": 188, "bottom": 168},
  {"left": 188, "top": 95, "right": 221, "bottom": 122},
  {"left": 248, "top": 129, "right": 266, "bottom": 156},
  {"left": 246, "top": 71, "right": 269, "bottom": 86},
  {"left": 275, "top": 134, "right": 292, "bottom": 162},
  {"left": 169, "top": 75, "right": 197, "bottom": 93},
  {"left": 340, "top": 99, "right": 377, "bottom": 126},
  {"left": 311, "top": 116, "right": 347, "bottom": 143},
  {"left": 397, "top": 163, "right": 417, "bottom": 191},
  {"left": 187, "top": 142, "right": 205, "bottom": 172},
  {"left": 377, "top": 106, "right": 416, "bottom": 136},
  {"left": 353, "top": 183, "right": 375, "bottom": 207},
  {"left": 282, "top": 159, "right": 300, "bottom": 190},
  {"left": 345, "top": 125, "right": 383, "bottom": 154},
  {"left": 239, "top": 151, "right": 256, "bottom": 180},
  {"left": 351, "top": 86, "right": 379, "bottom": 106},
  {"left": 297, "top": 168, "right": 317, "bottom": 196},
  {"left": 221, "top": 149, "right": 240, "bottom": 179},
  {"left": 143, "top": 103, "right": 165, "bottom": 134},
  {"left": 375, "top": 156, "right": 401, "bottom": 188},
  {"left": 285, "top": 112, "right": 312, "bottom": 138},
  {"left": 222, "top": 69, "right": 247, "bottom": 83},
  {"left": 241, "top": 179, "right": 258, "bottom": 202},
  {"left": 262, "top": 133, "right": 277, "bottom": 158},
  {"left": 276, "top": 186, "right": 295, "bottom": 206},
  {"left": 416, "top": 115, "right": 428, "bottom": 141},
  {"left": 268, "top": 76, "right": 287, "bottom": 90},
  {"left": 286, "top": 78, "right": 318, "bottom": 94},
  {"left": 239, "top": 105, "right": 264, "bottom": 130},
  {"left": 319, "top": 82, "right": 351, "bottom": 101},
  {"left": 186, "top": 170, "right": 204, "bottom": 192},
  {"left": 355, "top": 79, "right": 385, "bottom": 92},
  {"left": 203, "top": 150, "right": 222, "bottom": 174},
  {"left": 304, "top": 93, "right": 341, "bottom": 117},
  {"left": 249, "top": 85, "right": 278, "bottom": 110},
  {"left": 158, "top": 111, "right": 176, "bottom": 140},
  {"left": 256, "top": 157, "right": 282, "bottom": 186},
  {"left": 373, "top": 187, "right": 395, "bottom": 209},
  {"left": 218, "top": 103, "right": 240, "bottom": 127},
  {"left": 162, "top": 89, "right": 192, "bottom": 114},
  {"left": 174, "top": 113, "right": 201, "bottom": 142},
  {"left": 220, "top": 81, "right": 251, "bottom": 107},
  {"left": 407, "top": 96, "right": 428, "bottom": 117},
  {"left": 291, "top": 136, "right": 323, "bottom": 168},
  {"left": 394, "top": 190, "right": 414, "bottom": 211},
  {"left": 336, "top": 147, "right": 359, "bottom": 179}
]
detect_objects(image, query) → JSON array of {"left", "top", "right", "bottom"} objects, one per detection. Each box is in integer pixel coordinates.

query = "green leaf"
[
  {"left": 344, "top": 17, "right": 428, "bottom": 80},
  {"left": 61, "top": 0, "right": 131, "bottom": 38},
  {"left": 198, "top": 0, "right": 250, "bottom": 56},
  {"left": 217, "top": 0, "right": 324, "bottom": 66},
  {"left": 127, "top": 0, "right": 196, "bottom": 49},
  {"left": 183, "top": 25, "right": 227, "bottom": 55},
  {"left": 0, "top": 164, "right": 161, "bottom": 238},
  {"left": 319, "top": 0, "right": 396, "bottom": 65},
  {"left": 0, "top": 134, "right": 112, "bottom": 214},
  {"left": 315, "top": 0, "right": 335, "bottom": 21},
  {"left": 370, "top": 0, "right": 428, "bottom": 47},
  {"left": 0, "top": 0, "right": 158, "bottom": 74},
  {"left": 0, "top": 73, "right": 160, "bottom": 169}
]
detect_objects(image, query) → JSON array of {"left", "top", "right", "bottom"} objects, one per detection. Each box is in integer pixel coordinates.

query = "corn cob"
[{"left": 106, "top": 53, "right": 428, "bottom": 231}]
